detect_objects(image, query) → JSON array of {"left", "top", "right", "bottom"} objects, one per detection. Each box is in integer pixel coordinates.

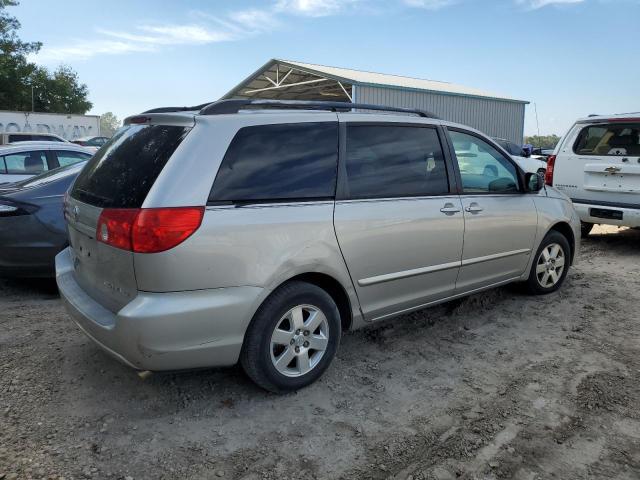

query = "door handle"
[
  {"left": 440, "top": 203, "right": 461, "bottom": 215},
  {"left": 465, "top": 202, "right": 483, "bottom": 213}
]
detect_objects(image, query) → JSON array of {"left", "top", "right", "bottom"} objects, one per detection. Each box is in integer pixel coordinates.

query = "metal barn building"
[{"left": 223, "top": 59, "right": 529, "bottom": 143}]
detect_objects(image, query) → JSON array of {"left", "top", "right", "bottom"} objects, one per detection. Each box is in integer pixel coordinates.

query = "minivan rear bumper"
[
  {"left": 55, "top": 248, "right": 264, "bottom": 371},
  {"left": 572, "top": 201, "right": 640, "bottom": 228}
]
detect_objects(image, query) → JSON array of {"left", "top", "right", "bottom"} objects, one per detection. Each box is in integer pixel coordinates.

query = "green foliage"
[
  {"left": 0, "top": 1, "right": 92, "bottom": 114},
  {"left": 100, "top": 112, "right": 120, "bottom": 136},
  {"left": 525, "top": 135, "right": 561, "bottom": 149}
]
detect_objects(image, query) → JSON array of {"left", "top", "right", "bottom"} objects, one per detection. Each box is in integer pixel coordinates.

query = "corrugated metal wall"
[{"left": 355, "top": 85, "right": 526, "bottom": 144}]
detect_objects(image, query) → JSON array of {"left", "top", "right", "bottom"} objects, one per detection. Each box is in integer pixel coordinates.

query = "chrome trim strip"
[
  {"left": 358, "top": 248, "right": 531, "bottom": 287},
  {"left": 358, "top": 260, "right": 461, "bottom": 287},
  {"left": 461, "top": 248, "right": 530, "bottom": 267}
]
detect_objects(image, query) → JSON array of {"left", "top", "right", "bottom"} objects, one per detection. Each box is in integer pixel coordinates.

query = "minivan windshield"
[{"left": 71, "top": 124, "right": 190, "bottom": 208}]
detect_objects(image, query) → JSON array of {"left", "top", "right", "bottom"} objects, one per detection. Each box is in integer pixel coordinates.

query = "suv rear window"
[
  {"left": 71, "top": 124, "right": 190, "bottom": 208},
  {"left": 574, "top": 123, "right": 640, "bottom": 156},
  {"left": 209, "top": 122, "right": 338, "bottom": 203}
]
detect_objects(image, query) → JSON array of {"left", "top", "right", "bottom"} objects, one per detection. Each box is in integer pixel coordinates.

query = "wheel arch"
[
  {"left": 284, "top": 272, "right": 354, "bottom": 332},
  {"left": 548, "top": 221, "right": 576, "bottom": 264}
]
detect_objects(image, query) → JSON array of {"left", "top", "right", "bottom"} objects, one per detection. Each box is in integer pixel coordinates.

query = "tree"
[
  {"left": 100, "top": 112, "right": 120, "bottom": 136},
  {"left": 525, "top": 134, "right": 561, "bottom": 149},
  {"left": 0, "top": 0, "right": 40, "bottom": 110},
  {"left": 0, "top": 1, "right": 92, "bottom": 114}
]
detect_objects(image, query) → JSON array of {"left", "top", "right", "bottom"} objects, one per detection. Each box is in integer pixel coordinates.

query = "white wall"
[{"left": 0, "top": 110, "right": 100, "bottom": 140}]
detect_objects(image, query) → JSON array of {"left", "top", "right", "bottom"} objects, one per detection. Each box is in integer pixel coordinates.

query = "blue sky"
[{"left": 12, "top": 0, "right": 640, "bottom": 137}]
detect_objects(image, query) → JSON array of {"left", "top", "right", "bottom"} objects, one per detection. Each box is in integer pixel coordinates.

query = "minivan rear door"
[
  {"left": 333, "top": 119, "right": 464, "bottom": 321},
  {"left": 66, "top": 121, "right": 192, "bottom": 312},
  {"left": 555, "top": 121, "right": 640, "bottom": 205}
]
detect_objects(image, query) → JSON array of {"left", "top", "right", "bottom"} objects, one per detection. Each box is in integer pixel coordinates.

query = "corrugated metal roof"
[{"left": 277, "top": 59, "right": 528, "bottom": 104}]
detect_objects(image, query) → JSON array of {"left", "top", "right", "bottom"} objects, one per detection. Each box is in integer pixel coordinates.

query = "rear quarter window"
[
  {"left": 71, "top": 124, "right": 190, "bottom": 208},
  {"left": 209, "top": 122, "right": 338, "bottom": 203},
  {"left": 573, "top": 123, "right": 640, "bottom": 156}
]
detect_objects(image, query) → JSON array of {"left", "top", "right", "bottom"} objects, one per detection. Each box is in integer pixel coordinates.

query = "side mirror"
[{"left": 525, "top": 172, "right": 544, "bottom": 192}]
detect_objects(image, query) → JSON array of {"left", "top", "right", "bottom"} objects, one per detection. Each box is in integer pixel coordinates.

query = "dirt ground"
[{"left": 1, "top": 224, "right": 640, "bottom": 480}]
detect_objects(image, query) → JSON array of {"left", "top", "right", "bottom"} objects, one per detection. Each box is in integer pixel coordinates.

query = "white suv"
[{"left": 548, "top": 113, "right": 640, "bottom": 236}]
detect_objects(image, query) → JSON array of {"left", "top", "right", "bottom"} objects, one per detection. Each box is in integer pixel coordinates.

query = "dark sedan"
[{"left": 0, "top": 161, "right": 87, "bottom": 277}]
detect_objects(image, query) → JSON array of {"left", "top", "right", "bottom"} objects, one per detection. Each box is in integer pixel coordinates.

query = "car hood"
[{"left": 544, "top": 185, "right": 571, "bottom": 202}]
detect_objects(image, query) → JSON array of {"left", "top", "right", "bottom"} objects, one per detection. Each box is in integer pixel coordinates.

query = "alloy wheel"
[
  {"left": 536, "top": 242, "right": 565, "bottom": 288},
  {"left": 270, "top": 304, "right": 330, "bottom": 377}
]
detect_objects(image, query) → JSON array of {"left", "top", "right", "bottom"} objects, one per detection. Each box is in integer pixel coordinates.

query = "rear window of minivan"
[
  {"left": 574, "top": 123, "right": 640, "bottom": 156},
  {"left": 71, "top": 124, "right": 190, "bottom": 208}
]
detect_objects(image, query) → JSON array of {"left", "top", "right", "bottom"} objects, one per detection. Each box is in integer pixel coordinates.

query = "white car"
[
  {"left": 547, "top": 113, "right": 640, "bottom": 235},
  {"left": 0, "top": 142, "right": 93, "bottom": 184},
  {"left": 492, "top": 138, "right": 547, "bottom": 174},
  {"left": 0, "top": 132, "right": 68, "bottom": 145},
  {"left": 512, "top": 155, "right": 547, "bottom": 175}
]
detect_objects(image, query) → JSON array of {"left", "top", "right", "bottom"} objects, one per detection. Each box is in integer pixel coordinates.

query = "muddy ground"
[{"left": 1, "top": 225, "right": 639, "bottom": 480}]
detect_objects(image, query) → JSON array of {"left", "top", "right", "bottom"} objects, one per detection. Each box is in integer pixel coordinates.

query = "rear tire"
[
  {"left": 581, "top": 222, "right": 594, "bottom": 237},
  {"left": 240, "top": 281, "right": 341, "bottom": 393},
  {"left": 525, "top": 231, "right": 571, "bottom": 295}
]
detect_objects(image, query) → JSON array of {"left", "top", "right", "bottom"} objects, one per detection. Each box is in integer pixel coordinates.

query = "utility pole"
[
  {"left": 534, "top": 102, "right": 541, "bottom": 147},
  {"left": 31, "top": 85, "right": 35, "bottom": 112}
]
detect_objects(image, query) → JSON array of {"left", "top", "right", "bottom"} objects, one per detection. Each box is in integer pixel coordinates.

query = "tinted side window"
[
  {"left": 55, "top": 150, "right": 92, "bottom": 167},
  {"left": 573, "top": 123, "right": 640, "bottom": 156},
  {"left": 209, "top": 122, "right": 338, "bottom": 202},
  {"left": 8, "top": 134, "right": 32, "bottom": 142},
  {"left": 450, "top": 131, "right": 519, "bottom": 193},
  {"left": 344, "top": 125, "right": 448, "bottom": 199},
  {"left": 507, "top": 142, "right": 523, "bottom": 156},
  {"left": 2, "top": 151, "right": 48, "bottom": 174}
]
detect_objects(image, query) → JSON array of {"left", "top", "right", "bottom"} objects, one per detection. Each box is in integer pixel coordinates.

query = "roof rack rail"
[{"left": 197, "top": 99, "right": 440, "bottom": 119}]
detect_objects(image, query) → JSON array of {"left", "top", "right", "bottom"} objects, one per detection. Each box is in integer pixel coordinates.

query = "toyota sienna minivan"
[{"left": 56, "top": 99, "right": 580, "bottom": 392}]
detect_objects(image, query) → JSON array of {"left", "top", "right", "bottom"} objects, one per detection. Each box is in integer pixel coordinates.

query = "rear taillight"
[
  {"left": 96, "top": 207, "right": 204, "bottom": 253},
  {"left": 544, "top": 155, "right": 556, "bottom": 186},
  {"left": 132, "top": 207, "right": 204, "bottom": 253},
  {"left": 97, "top": 209, "right": 138, "bottom": 250}
]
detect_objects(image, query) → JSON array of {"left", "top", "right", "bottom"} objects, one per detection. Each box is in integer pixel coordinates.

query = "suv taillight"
[
  {"left": 544, "top": 155, "right": 556, "bottom": 186},
  {"left": 97, "top": 207, "right": 204, "bottom": 253}
]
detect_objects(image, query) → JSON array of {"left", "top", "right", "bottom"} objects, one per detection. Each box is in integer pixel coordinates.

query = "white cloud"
[
  {"left": 517, "top": 0, "right": 585, "bottom": 9},
  {"left": 32, "top": 0, "right": 461, "bottom": 63},
  {"left": 98, "top": 25, "right": 235, "bottom": 46},
  {"left": 32, "top": 12, "right": 274, "bottom": 63},
  {"left": 402, "top": 0, "right": 458, "bottom": 9},
  {"left": 274, "top": 0, "right": 355, "bottom": 17},
  {"left": 227, "top": 8, "right": 281, "bottom": 32},
  {"left": 32, "top": 39, "right": 157, "bottom": 62}
]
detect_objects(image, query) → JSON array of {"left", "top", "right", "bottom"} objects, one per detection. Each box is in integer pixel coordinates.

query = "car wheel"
[
  {"left": 537, "top": 168, "right": 546, "bottom": 176},
  {"left": 240, "top": 281, "right": 341, "bottom": 393},
  {"left": 581, "top": 222, "right": 594, "bottom": 237},
  {"left": 526, "top": 231, "right": 571, "bottom": 295}
]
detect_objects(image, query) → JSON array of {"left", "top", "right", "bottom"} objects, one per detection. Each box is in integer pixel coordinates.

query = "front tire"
[
  {"left": 240, "top": 281, "right": 341, "bottom": 393},
  {"left": 526, "top": 231, "right": 571, "bottom": 295}
]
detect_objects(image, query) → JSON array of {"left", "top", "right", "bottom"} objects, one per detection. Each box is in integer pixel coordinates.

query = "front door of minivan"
[
  {"left": 333, "top": 120, "right": 464, "bottom": 321},
  {"left": 446, "top": 129, "right": 538, "bottom": 293}
]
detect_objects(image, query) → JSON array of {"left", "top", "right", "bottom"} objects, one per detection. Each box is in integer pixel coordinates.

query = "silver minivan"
[{"left": 56, "top": 100, "right": 580, "bottom": 392}]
